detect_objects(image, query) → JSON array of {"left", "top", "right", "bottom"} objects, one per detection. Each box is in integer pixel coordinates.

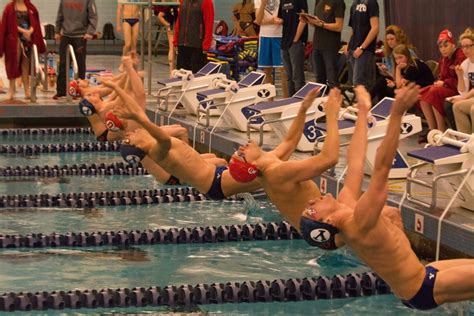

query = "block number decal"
[
  {"left": 392, "top": 151, "right": 409, "bottom": 169},
  {"left": 200, "top": 130, "right": 206, "bottom": 144},
  {"left": 303, "top": 120, "right": 323, "bottom": 143},
  {"left": 160, "top": 115, "right": 165, "bottom": 126},
  {"left": 320, "top": 177, "right": 327, "bottom": 194},
  {"left": 414, "top": 213, "right": 424, "bottom": 234}
]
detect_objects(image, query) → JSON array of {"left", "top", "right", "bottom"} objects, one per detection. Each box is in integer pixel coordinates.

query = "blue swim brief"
[
  {"left": 205, "top": 166, "right": 227, "bottom": 200},
  {"left": 402, "top": 266, "right": 439, "bottom": 310}
]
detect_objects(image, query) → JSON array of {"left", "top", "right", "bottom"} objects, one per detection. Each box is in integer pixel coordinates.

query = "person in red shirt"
[
  {"left": 419, "top": 29, "right": 466, "bottom": 137},
  {"left": 0, "top": 0, "right": 45, "bottom": 100},
  {"left": 173, "top": 0, "right": 214, "bottom": 73}
]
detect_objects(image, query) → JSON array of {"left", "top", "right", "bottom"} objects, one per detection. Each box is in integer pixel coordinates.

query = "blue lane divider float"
[
  {"left": 0, "top": 221, "right": 300, "bottom": 248},
  {"left": 0, "top": 127, "right": 93, "bottom": 136},
  {"left": 0, "top": 162, "right": 148, "bottom": 177},
  {"left": 0, "top": 142, "right": 120, "bottom": 155},
  {"left": 0, "top": 187, "right": 207, "bottom": 209},
  {"left": 0, "top": 272, "right": 391, "bottom": 312}
]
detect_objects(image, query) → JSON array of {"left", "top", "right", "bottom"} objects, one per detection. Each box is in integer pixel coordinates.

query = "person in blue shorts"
[{"left": 255, "top": 0, "right": 288, "bottom": 98}]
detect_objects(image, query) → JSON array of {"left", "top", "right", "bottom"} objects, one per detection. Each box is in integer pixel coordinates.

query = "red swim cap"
[
  {"left": 68, "top": 81, "right": 81, "bottom": 97},
  {"left": 105, "top": 111, "right": 124, "bottom": 131},
  {"left": 228, "top": 156, "right": 259, "bottom": 183},
  {"left": 437, "top": 29, "right": 455, "bottom": 45}
]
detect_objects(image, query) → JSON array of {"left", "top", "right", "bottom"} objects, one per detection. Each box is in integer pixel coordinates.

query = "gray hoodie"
[{"left": 55, "top": 0, "right": 98, "bottom": 37}]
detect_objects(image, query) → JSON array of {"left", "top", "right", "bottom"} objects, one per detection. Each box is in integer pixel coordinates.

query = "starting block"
[
  {"left": 196, "top": 72, "right": 276, "bottom": 132},
  {"left": 155, "top": 62, "right": 226, "bottom": 116},
  {"left": 246, "top": 82, "right": 327, "bottom": 151},
  {"left": 406, "top": 129, "right": 474, "bottom": 210},
  {"left": 317, "top": 97, "right": 422, "bottom": 178}
]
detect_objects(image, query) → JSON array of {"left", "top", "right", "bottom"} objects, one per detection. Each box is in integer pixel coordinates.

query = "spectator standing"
[
  {"left": 278, "top": 0, "right": 308, "bottom": 96},
  {"left": 173, "top": 0, "right": 214, "bottom": 74},
  {"left": 54, "top": 0, "right": 98, "bottom": 100},
  {"left": 154, "top": 4, "right": 179, "bottom": 75},
  {"left": 347, "top": 0, "right": 379, "bottom": 88},
  {"left": 116, "top": 1, "right": 140, "bottom": 57},
  {"left": 232, "top": 0, "right": 258, "bottom": 37},
  {"left": 302, "top": 0, "right": 344, "bottom": 88},
  {"left": 419, "top": 29, "right": 465, "bottom": 136},
  {"left": 0, "top": 0, "right": 45, "bottom": 100},
  {"left": 255, "top": 0, "right": 288, "bottom": 98}
]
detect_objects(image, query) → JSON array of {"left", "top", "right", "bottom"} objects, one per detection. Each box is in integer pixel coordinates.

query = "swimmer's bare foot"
[
  {"left": 121, "top": 55, "right": 134, "bottom": 70},
  {"left": 126, "top": 129, "right": 156, "bottom": 154}
]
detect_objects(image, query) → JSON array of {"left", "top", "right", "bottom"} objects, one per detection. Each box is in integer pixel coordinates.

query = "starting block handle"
[{"left": 430, "top": 129, "right": 474, "bottom": 153}]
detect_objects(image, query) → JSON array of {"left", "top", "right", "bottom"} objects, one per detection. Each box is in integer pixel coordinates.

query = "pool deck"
[{"left": 0, "top": 55, "right": 472, "bottom": 259}]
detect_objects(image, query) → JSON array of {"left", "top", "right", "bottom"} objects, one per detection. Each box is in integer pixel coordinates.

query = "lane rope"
[
  {"left": 0, "top": 221, "right": 300, "bottom": 248},
  {"left": 0, "top": 162, "right": 147, "bottom": 177},
  {"left": 0, "top": 142, "right": 120, "bottom": 155},
  {"left": 0, "top": 187, "right": 207, "bottom": 209},
  {"left": 0, "top": 128, "right": 93, "bottom": 136},
  {"left": 0, "top": 272, "right": 391, "bottom": 311}
]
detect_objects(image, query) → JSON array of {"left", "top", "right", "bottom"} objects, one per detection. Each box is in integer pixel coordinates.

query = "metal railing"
[{"left": 65, "top": 44, "right": 79, "bottom": 102}]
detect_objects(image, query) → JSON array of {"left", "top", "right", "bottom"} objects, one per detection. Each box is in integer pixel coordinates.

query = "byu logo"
[
  {"left": 126, "top": 155, "right": 141, "bottom": 165},
  {"left": 355, "top": 3, "right": 367, "bottom": 12},
  {"left": 429, "top": 273, "right": 435, "bottom": 280},
  {"left": 258, "top": 89, "right": 271, "bottom": 98},
  {"left": 310, "top": 228, "right": 331, "bottom": 243},
  {"left": 82, "top": 106, "right": 92, "bottom": 116},
  {"left": 400, "top": 123, "right": 413, "bottom": 134}
]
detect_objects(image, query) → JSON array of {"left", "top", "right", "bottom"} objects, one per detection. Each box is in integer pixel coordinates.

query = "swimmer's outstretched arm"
[
  {"left": 271, "top": 87, "right": 321, "bottom": 160},
  {"left": 354, "top": 83, "right": 420, "bottom": 231},
  {"left": 272, "top": 88, "right": 341, "bottom": 183},
  {"left": 338, "top": 86, "right": 371, "bottom": 207},
  {"left": 104, "top": 80, "right": 172, "bottom": 153},
  {"left": 122, "top": 56, "right": 146, "bottom": 107}
]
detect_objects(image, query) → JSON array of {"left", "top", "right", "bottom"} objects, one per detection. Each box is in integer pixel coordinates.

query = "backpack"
[{"left": 102, "top": 23, "right": 115, "bottom": 40}]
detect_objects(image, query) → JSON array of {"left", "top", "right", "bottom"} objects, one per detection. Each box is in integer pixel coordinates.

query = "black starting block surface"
[{"left": 408, "top": 145, "right": 461, "bottom": 164}]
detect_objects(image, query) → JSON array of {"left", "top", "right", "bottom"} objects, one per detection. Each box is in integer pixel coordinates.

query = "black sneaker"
[{"left": 53, "top": 94, "right": 66, "bottom": 100}]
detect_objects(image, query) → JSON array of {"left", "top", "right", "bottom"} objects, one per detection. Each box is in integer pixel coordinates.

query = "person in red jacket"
[
  {"left": 173, "top": 0, "right": 214, "bottom": 73},
  {"left": 418, "top": 29, "right": 466, "bottom": 137},
  {"left": 0, "top": 0, "right": 45, "bottom": 100}
]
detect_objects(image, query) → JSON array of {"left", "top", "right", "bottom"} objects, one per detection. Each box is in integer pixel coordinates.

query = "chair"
[{"left": 425, "top": 60, "right": 439, "bottom": 78}]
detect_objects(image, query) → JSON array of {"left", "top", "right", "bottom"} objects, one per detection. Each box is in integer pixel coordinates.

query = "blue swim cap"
[
  {"left": 78, "top": 99, "right": 96, "bottom": 116},
  {"left": 120, "top": 144, "right": 146, "bottom": 166},
  {"left": 300, "top": 216, "right": 339, "bottom": 250}
]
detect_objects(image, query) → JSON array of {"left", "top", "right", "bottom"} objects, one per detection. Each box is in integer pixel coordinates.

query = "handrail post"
[
  {"left": 42, "top": 41, "right": 48, "bottom": 91},
  {"left": 30, "top": 44, "right": 37, "bottom": 103},
  {"left": 147, "top": 0, "right": 153, "bottom": 95},
  {"left": 66, "top": 45, "right": 71, "bottom": 102}
]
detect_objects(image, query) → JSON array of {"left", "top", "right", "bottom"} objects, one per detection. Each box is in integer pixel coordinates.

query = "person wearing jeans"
[
  {"left": 347, "top": 0, "right": 379, "bottom": 88},
  {"left": 54, "top": 0, "right": 98, "bottom": 99},
  {"left": 278, "top": 0, "right": 308, "bottom": 96},
  {"left": 302, "top": 0, "right": 345, "bottom": 89}
]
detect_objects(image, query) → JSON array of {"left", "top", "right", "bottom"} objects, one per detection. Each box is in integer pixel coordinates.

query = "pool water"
[{"left": 0, "top": 136, "right": 473, "bottom": 315}]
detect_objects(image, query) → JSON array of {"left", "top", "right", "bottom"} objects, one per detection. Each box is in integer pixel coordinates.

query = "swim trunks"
[
  {"left": 402, "top": 266, "right": 439, "bottom": 310},
  {"left": 205, "top": 166, "right": 227, "bottom": 200}
]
